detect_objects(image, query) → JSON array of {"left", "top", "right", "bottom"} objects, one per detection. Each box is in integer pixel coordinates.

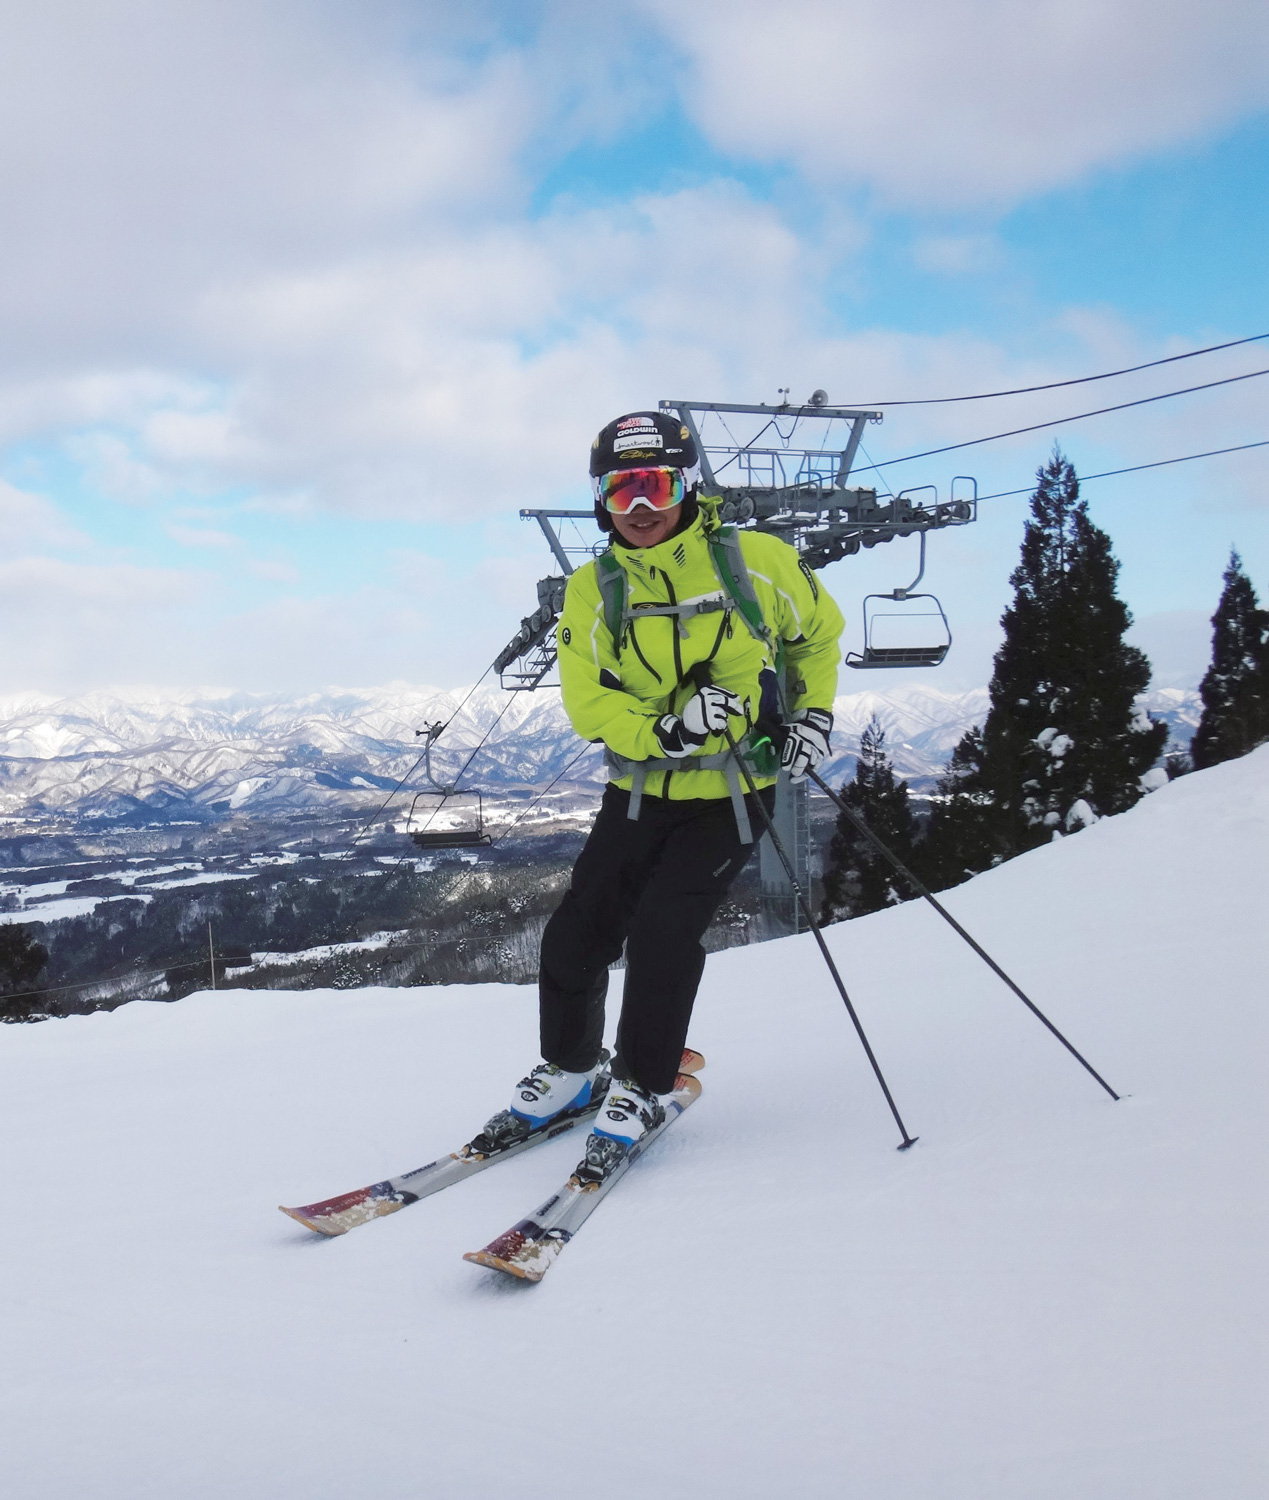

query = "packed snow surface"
[{"left": 2, "top": 749, "right": 1268, "bottom": 1499}]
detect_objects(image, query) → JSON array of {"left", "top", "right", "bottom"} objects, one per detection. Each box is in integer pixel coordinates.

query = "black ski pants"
[{"left": 539, "top": 782, "right": 774, "bottom": 1096}]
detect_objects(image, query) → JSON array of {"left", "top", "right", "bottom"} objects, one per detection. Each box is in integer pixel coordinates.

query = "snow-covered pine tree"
[
  {"left": 1190, "top": 550, "right": 1269, "bottom": 769},
  {"left": 820, "top": 715, "right": 918, "bottom": 921},
  {"left": 921, "top": 725, "right": 1004, "bottom": 889},
  {"left": 930, "top": 449, "right": 1166, "bottom": 871}
]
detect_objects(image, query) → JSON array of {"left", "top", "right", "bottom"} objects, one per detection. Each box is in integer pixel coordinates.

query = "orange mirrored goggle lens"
[{"left": 598, "top": 467, "right": 685, "bottom": 514}]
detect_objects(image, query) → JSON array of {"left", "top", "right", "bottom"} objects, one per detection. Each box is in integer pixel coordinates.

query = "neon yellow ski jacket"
[{"left": 557, "top": 507, "right": 845, "bottom": 801}]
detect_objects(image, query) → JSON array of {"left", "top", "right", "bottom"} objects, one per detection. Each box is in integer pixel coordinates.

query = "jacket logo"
[
  {"left": 673, "top": 542, "right": 687, "bottom": 568},
  {"left": 560, "top": 626, "right": 571, "bottom": 645},
  {"left": 799, "top": 559, "right": 820, "bottom": 600}
]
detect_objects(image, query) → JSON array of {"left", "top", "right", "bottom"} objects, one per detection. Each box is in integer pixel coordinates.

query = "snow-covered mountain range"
[{"left": 0, "top": 682, "right": 1202, "bottom": 821}]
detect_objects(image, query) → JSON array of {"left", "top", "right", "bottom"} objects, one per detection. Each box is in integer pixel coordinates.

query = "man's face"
[{"left": 610, "top": 502, "right": 682, "bottom": 549}]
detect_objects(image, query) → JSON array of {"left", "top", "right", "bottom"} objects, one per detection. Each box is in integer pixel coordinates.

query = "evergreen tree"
[
  {"left": 0, "top": 925, "right": 47, "bottom": 1019},
  {"left": 929, "top": 449, "right": 1166, "bottom": 873},
  {"left": 821, "top": 716, "right": 918, "bottom": 921},
  {"left": 1190, "top": 550, "right": 1269, "bottom": 769},
  {"left": 921, "top": 725, "right": 1004, "bottom": 889}
]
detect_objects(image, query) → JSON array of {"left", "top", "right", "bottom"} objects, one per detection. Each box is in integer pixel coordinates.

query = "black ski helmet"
[{"left": 590, "top": 410, "right": 701, "bottom": 533}]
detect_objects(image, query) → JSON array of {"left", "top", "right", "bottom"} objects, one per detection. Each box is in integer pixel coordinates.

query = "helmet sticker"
[{"left": 614, "top": 432, "right": 664, "bottom": 451}]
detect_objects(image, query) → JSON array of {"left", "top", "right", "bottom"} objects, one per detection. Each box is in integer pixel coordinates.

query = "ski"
[
  {"left": 279, "top": 1048, "right": 704, "bottom": 1237},
  {"left": 462, "top": 1069, "right": 702, "bottom": 1283}
]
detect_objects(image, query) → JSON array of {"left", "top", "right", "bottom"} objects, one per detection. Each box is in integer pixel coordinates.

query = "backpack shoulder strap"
[
  {"left": 707, "top": 526, "right": 770, "bottom": 644},
  {"left": 594, "top": 550, "right": 626, "bottom": 642}
]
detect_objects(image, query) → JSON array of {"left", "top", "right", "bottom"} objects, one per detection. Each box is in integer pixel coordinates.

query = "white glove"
[
  {"left": 682, "top": 684, "right": 742, "bottom": 739},
  {"left": 781, "top": 708, "right": 832, "bottom": 780},
  {"left": 654, "top": 683, "right": 743, "bottom": 756}
]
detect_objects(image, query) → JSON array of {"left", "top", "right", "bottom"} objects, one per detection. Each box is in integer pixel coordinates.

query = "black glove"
[
  {"left": 780, "top": 708, "right": 832, "bottom": 780},
  {"left": 654, "top": 684, "right": 743, "bottom": 757}
]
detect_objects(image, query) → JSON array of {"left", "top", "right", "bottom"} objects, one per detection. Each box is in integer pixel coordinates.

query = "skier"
[{"left": 482, "top": 410, "right": 845, "bottom": 1177}]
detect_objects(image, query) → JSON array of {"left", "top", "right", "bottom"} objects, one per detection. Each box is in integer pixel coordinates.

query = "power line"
[
  {"left": 974, "top": 438, "right": 1269, "bottom": 501},
  {"left": 852, "top": 365, "right": 1269, "bottom": 474},
  {"left": 1, "top": 956, "right": 206, "bottom": 1006},
  {"left": 849, "top": 332, "right": 1269, "bottom": 407}
]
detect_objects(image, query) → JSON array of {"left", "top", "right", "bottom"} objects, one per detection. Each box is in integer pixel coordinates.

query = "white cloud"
[
  {"left": 0, "top": 556, "right": 208, "bottom": 692},
  {"left": 246, "top": 560, "right": 300, "bottom": 584},
  {"left": 911, "top": 233, "right": 1003, "bottom": 276},
  {"left": 0, "top": 481, "right": 90, "bottom": 551},
  {"left": 0, "top": 3, "right": 1263, "bottom": 696},
  {"left": 164, "top": 524, "right": 238, "bottom": 549},
  {"left": 0, "top": 1, "right": 536, "bottom": 398},
  {"left": 639, "top": 0, "right": 1269, "bottom": 208},
  {"left": 29, "top": 181, "right": 826, "bottom": 519}
]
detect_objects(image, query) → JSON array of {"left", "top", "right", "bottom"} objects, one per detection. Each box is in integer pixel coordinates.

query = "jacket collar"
[{"left": 610, "top": 512, "right": 710, "bottom": 577}]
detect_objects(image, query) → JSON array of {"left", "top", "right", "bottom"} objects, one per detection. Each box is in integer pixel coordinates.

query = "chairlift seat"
[
  {"left": 846, "top": 588, "right": 952, "bottom": 671},
  {"left": 405, "top": 788, "right": 492, "bottom": 850},
  {"left": 845, "top": 642, "right": 950, "bottom": 669},
  {"left": 409, "top": 827, "right": 493, "bottom": 850}
]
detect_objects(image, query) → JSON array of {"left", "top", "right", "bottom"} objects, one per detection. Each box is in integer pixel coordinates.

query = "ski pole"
[
  {"left": 721, "top": 725, "right": 918, "bottom": 1150},
  {"left": 807, "top": 769, "right": 1120, "bottom": 1102}
]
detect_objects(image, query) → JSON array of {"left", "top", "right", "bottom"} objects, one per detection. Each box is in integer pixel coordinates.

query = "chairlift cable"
[
  {"left": 490, "top": 743, "right": 595, "bottom": 847},
  {"left": 972, "top": 437, "right": 1269, "bottom": 501},
  {"left": 848, "top": 331, "right": 1269, "bottom": 407},
  {"left": 849, "top": 365, "right": 1269, "bottom": 475},
  {"left": 855, "top": 440, "right": 895, "bottom": 499}
]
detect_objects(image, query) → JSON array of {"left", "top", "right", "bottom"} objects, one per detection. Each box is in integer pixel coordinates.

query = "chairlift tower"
[{"left": 493, "top": 393, "right": 978, "bottom": 933}]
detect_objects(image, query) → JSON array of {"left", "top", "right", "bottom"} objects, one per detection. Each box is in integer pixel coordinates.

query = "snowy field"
[{"left": 2, "top": 748, "right": 1267, "bottom": 1499}]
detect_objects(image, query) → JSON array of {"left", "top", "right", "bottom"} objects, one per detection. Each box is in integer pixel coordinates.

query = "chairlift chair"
[
  {"left": 404, "top": 722, "right": 493, "bottom": 850},
  {"left": 845, "top": 530, "right": 952, "bottom": 670},
  {"left": 405, "top": 790, "right": 493, "bottom": 849}
]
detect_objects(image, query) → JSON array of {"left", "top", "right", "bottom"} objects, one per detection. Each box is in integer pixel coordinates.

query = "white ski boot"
[
  {"left": 593, "top": 1075, "right": 664, "bottom": 1146},
  {"left": 471, "top": 1050, "right": 611, "bottom": 1154},
  {"left": 574, "top": 1074, "right": 666, "bottom": 1185},
  {"left": 510, "top": 1051, "right": 612, "bottom": 1125}
]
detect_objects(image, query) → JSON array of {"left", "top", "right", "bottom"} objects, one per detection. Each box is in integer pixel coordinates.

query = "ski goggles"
[{"left": 594, "top": 466, "right": 686, "bottom": 515}]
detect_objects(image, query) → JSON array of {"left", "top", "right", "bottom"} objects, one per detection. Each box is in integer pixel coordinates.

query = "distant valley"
[{"left": 0, "top": 681, "right": 1201, "bottom": 834}]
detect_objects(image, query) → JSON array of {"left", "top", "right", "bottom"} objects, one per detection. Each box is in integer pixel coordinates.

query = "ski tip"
[
  {"left": 679, "top": 1048, "right": 706, "bottom": 1075},
  {"left": 462, "top": 1249, "right": 544, "bottom": 1282},
  {"left": 672, "top": 1072, "right": 703, "bottom": 1103},
  {"left": 278, "top": 1203, "right": 346, "bottom": 1236}
]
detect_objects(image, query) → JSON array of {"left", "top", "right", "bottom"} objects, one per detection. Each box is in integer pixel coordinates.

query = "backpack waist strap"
[{"left": 604, "top": 746, "right": 761, "bottom": 844}]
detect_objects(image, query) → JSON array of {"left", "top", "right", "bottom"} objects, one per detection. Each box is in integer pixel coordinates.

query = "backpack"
[
  {"left": 591, "top": 524, "right": 782, "bottom": 842},
  {"left": 594, "top": 525, "right": 772, "bottom": 651}
]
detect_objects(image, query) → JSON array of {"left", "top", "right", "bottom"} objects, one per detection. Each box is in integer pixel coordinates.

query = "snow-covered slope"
[
  {"left": 0, "top": 681, "right": 1200, "bottom": 819},
  {"left": 2, "top": 748, "right": 1265, "bottom": 1499}
]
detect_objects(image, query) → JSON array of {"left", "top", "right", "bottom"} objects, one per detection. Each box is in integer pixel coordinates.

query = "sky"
[{"left": 1, "top": 0, "right": 1267, "bottom": 697}]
